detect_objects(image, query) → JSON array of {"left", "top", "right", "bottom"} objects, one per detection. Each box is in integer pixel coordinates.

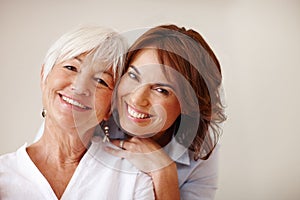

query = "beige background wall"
[{"left": 1, "top": 0, "right": 299, "bottom": 199}]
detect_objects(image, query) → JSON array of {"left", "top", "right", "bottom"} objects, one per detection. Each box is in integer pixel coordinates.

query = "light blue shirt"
[{"left": 104, "top": 119, "right": 219, "bottom": 200}]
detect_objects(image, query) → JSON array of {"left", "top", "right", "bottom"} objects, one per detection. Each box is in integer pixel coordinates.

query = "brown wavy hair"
[{"left": 123, "top": 24, "right": 226, "bottom": 160}]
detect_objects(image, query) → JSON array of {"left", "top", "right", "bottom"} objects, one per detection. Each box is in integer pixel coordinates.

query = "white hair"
[{"left": 42, "top": 25, "right": 128, "bottom": 81}]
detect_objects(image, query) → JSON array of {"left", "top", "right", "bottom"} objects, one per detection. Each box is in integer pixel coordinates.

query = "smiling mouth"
[
  {"left": 59, "top": 94, "right": 92, "bottom": 110},
  {"left": 127, "top": 104, "right": 152, "bottom": 119}
]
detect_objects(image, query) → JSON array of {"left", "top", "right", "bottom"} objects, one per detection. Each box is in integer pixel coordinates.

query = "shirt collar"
[{"left": 163, "top": 137, "right": 191, "bottom": 166}]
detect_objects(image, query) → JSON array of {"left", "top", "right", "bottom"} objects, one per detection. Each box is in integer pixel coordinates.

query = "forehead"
[
  {"left": 130, "top": 49, "right": 184, "bottom": 90},
  {"left": 131, "top": 49, "right": 167, "bottom": 81},
  {"left": 63, "top": 53, "right": 112, "bottom": 74},
  {"left": 131, "top": 49, "right": 160, "bottom": 66}
]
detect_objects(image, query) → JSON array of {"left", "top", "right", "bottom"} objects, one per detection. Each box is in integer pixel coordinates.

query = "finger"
[
  {"left": 130, "top": 136, "right": 153, "bottom": 145},
  {"left": 110, "top": 139, "right": 136, "bottom": 151},
  {"left": 104, "top": 146, "right": 127, "bottom": 158},
  {"left": 119, "top": 140, "right": 125, "bottom": 150},
  {"left": 130, "top": 137, "right": 161, "bottom": 150},
  {"left": 129, "top": 136, "right": 140, "bottom": 142},
  {"left": 110, "top": 139, "right": 125, "bottom": 149}
]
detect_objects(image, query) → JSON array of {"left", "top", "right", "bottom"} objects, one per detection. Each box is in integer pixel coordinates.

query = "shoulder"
[
  {"left": 0, "top": 150, "right": 19, "bottom": 171},
  {"left": 0, "top": 144, "right": 28, "bottom": 172},
  {"left": 133, "top": 171, "right": 155, "bottom": 199},
  {"left": 176, "top": 145, "right": 220, "bottom": 199},
  {"left": 185, "top": 144, "right": 219, "bottom": 173},
  {"left": 177, "top": 144, "right": 220, "bottom": 185}
]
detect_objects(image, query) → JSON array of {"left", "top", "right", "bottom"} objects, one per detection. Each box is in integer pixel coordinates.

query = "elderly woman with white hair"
[{"left": 0, "top": 26, "right": 154, "bottom": 200}]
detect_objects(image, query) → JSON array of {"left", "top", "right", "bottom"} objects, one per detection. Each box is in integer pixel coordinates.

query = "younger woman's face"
[{"left": 117, "top": 49, "right": 181, "bottom": 138}]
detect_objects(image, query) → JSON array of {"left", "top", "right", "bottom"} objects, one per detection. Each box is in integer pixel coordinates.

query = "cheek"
[
  {"left": 94, "top": 91, "right": 113, "bottom": 115},
  {"left": 117, "top": 77, "right": 137, "bottom": 97},
  {"left": 42, "top": 77, "right": 66, "bottom": 104},
  {"left": 117, "top": 82, "right": 129, "bottom": 97},
  {"left": 43, "top": 71, "right": 70, "bottom": 91},
  {"left": 116, "top": 81, "right": 132, "bottom": 109},
  {"left": 164, "top": 101, "right": 181, "bottom": 123}
]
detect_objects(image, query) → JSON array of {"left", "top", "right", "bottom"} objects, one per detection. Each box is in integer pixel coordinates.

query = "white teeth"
[
  {"left": 61, "top": 95, "right": 90, "bottom": 110},
  {"left": 128, "top": 106, "right": 149, "bottom": 119}
]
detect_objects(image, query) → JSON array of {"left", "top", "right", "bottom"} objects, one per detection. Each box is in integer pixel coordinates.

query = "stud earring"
[
  {"left": 102, "top": 125, "right": 110, "bottom": 142},
  {"left": 42, "top": 108, "right": 47, "bottom": 118}
]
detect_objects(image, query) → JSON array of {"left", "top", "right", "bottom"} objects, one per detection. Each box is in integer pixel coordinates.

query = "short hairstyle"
[
  {"left": 124, "top": 24, "right": 226, "bottom": 160},
  {"left": 42, "top": 25, "right": 128, "bottom": 81}
]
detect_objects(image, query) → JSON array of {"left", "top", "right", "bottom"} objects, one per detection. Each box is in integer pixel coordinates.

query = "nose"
[
  {"left": 71, "top": 74, "right": 91, "bottom": 96},
  {"left": 130, "top": 85, "right": 150, "bottom": 107}
]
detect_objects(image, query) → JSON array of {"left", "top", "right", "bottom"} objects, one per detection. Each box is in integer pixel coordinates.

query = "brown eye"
[
  {"left": 128, "top": 71, "right": 139, "bottom": 81},
  {"left": 64, "top": 65, "right": 78, "bottom": 72},
  {"left": 155, "top": 88, "right": 170, "bottom": 96},
  {"left": 94, "top": 78, "right": 109, "bottom": 87}
]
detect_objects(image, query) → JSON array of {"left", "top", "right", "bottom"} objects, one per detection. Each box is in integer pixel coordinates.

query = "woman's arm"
[
  {"left": 150, "top": 162, "right": 180, "bottom": 200},
  {"left": 106, "top": 137, "right": 180, "bottom": 200}
]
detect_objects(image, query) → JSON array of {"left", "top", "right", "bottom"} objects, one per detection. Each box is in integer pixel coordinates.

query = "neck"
[
  {"left": 151, "top": 130, "right": 173, "bottom": 147},
  {"left": 28, "top": 121, "right": 95, "bottom": 166}
]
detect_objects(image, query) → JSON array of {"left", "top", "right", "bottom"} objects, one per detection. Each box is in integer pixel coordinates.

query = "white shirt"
[
  {"left": 35, "top": 121, "right": 219, "bottom": 199},
  {"left": 0, "top": 137, "right": 154, "bottom": 200}
]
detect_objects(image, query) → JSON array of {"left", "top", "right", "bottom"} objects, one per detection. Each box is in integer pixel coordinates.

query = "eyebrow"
[
  {"left": 154, "top": 83, "right": 176, "bottom": 91},
  {"left": 103, "top": 71, "right": 113, "bottom": 78},
  {"left": 73, "top": 56, "right": 113, "bottom": 78},
  {"left": 129, "top": 65, "right": 140, "bottom": 75},
  {"left": 129, "top": 65, "right": 176, "bottom": 90},
  {"left": 74, "top": 56, "right": 83, "bottom": 63},
  {"left": 92, "top": 69, "right": 114, "bottom": 78}
]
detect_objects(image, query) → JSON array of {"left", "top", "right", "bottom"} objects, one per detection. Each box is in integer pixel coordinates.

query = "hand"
[{"left": 105, "top": 137, "right": 174, "bottom": 173}]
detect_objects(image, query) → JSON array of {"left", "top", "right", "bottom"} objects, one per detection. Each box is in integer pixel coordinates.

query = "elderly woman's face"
[{"left": 41, "top": 53, "right": 114, "bottom": 132}]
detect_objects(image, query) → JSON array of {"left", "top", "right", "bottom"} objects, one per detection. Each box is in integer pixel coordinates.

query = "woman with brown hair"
[{"left": 105, "top": 24, "right": 226, "bottom": 199}]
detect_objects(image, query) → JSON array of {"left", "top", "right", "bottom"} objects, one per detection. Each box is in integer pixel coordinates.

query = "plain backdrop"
[{"left": 1, "top": 0, "right": 300, "bottom": 199}]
